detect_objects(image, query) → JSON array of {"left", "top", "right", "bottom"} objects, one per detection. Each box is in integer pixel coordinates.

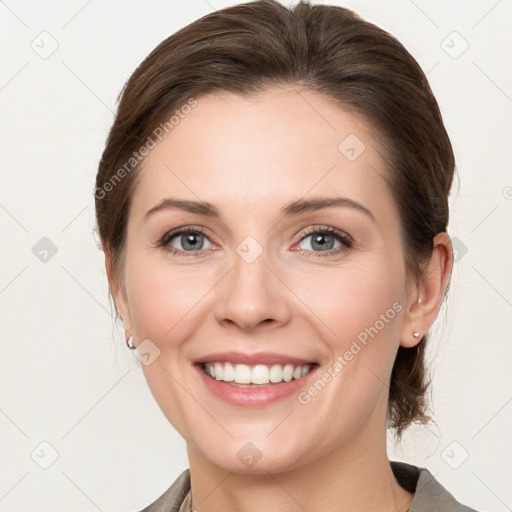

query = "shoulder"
[
  {"left": 137, "top": 463, "right": 481, "bottom": 512},
  {"left": 137, "top": 469, "right": 190, "bottom": 512},
  {"left": 391, "top": 461, "right": 480, "bottom": 512}
]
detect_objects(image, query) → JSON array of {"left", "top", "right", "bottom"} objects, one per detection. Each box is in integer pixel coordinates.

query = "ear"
[
  {"left": 104, "top": 247, "right": 133, "bottom": 338},
  {"left": 400, "top": 232, "right": 453, "bottom": 348}
]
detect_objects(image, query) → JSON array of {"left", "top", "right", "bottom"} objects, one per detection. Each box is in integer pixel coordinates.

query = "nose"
[{"left": 213, "top": 250, "right": 292, "bottom": 332}]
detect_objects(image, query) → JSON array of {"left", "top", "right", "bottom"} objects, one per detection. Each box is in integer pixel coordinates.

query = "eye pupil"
[
  {"left": 182, "top": 233, "right": 203, "bottom": 250},
  {"left": 311, "top": 233, "right": 334, "bottom": 251}
]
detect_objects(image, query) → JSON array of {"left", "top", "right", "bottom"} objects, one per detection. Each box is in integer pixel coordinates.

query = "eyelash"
[
  {"left": 158, "top": 226, "right": 210, "bottom": 257},
  {"left": 296, "top": 226, "right": 354, "bottom": 258},
  {"left": 157, "top": 225, "right": 354, "bottom": 258}
]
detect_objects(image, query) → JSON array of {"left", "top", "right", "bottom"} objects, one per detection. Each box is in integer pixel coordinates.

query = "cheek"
[
  {"left": 125, "top": 255, "right": 215, "bottom": 345},
  {"left": 123, "top": 256, "right": 219, "bottom": 437},
  {"left": 298, "top": 259, "right": 403, "bottom": 325},
  {"left": 287, "top": 263, "right": 406, "bottom": 433},
  {"left": 289, "top": 259, "right": 406, "bottom": 370}
]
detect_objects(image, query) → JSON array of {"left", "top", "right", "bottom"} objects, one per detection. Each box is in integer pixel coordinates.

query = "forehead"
[{"left": 131, "top": 86, "right": 395, "bottom": 222}]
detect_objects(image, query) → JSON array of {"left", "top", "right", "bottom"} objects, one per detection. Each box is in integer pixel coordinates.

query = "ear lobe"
[
  {"left": 400, "top": 299, "right": 424, "bottom": 348},
  {"left": 400, "top": 232, "right": 453, "bottom": 348},
  {"left": 104, "top": 248, "right": 132, "bottom": 333}
]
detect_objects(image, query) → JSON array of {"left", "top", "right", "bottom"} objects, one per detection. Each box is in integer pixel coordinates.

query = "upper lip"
[{"left": 192, "top": 351, "right": 317, "bottom": 366}]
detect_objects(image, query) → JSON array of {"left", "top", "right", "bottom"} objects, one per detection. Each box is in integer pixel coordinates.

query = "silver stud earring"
[
  {"left": 126, "top": 335, "right": 135, "bottom": 350},
  {"left": 413, "top": 332, "right": 421, "bottom": 339}
]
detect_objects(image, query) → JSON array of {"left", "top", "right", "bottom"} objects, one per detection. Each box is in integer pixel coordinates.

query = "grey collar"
[{"left": 139, "top": 461, "right": 478, "bottom": 512}]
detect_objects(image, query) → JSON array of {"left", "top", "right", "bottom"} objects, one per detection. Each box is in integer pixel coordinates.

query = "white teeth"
[
  {"left": 234, "top": 364, "right": 251, "bottom": 384},
  {"left": 252, "top": 364, "right": 270, "bottom": 384},
  {"left": 269, "top": 364, "right": 283, "bottom": 383},
  {"left": 203, "top": 362, "right": 314, "bottom": 384},
  {"left": 214, "top": 362, "right": 223, "bottom": 381},
  {"left": 222, "top": 362, "right": 234, "bottom": 382}
]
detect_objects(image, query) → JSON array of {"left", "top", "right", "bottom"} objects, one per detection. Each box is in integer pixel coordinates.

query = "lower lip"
[{"left": 194, "top": 364, "right": 319, "bottom": 407}]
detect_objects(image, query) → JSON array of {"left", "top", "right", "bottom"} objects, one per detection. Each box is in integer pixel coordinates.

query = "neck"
[{"left": 186, "top": 414, "right": 413, "bottom": 512}]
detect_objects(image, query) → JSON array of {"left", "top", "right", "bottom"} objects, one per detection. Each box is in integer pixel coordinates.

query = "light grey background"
[{"left": 0, "top": 0, "right": 511, "bottom": 510}]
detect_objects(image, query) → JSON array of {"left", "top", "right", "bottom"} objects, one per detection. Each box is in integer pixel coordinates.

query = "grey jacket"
[{"left": 139, "top": 461, "right": 479, "bottom": 512}]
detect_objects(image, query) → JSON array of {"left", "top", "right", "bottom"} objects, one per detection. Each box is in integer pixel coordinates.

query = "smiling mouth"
[{"left": 198, "top": 361, "right": 319, "bottom": 386}]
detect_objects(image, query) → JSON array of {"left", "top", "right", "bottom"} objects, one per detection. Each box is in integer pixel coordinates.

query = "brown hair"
[{"left": 95, "top": 0, "right": 455, "bottom": 438}]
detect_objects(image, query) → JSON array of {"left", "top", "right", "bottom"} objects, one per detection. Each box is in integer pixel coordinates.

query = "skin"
[{"left": 106, "top": 86, "right": 452, "bottom": 512}]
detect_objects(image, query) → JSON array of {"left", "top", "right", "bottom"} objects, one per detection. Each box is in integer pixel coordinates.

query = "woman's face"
[{"left": 113, "top": 86, "right": 419, "bottom": 473}]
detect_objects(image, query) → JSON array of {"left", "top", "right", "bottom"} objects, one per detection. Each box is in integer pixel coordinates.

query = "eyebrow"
[
  {"left": 144, "top": 196, "right": 375, "bottom": 222},
  {"left": 145, "top": 198, "right": 221, "bottom": 220},
  {"left": 281, "top": 196, "right": 375, "bottom": 222}
]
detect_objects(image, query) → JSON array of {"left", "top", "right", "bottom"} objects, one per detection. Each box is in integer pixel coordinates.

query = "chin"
[{"left": 197, "top": 438, "right": 310, "bottom": 475}]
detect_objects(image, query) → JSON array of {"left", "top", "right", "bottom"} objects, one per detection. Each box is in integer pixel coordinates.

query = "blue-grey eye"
[
  {"left": 168, "top": 231, "right": 214, "bottom": 251},
  {"left": 299, "top": 231, "right": 344, "bottom": 252}
]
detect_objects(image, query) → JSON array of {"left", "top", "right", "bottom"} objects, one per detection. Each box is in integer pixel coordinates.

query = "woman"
[{"left": 95, "top": 1, "right": 478, "bottom": 510}]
